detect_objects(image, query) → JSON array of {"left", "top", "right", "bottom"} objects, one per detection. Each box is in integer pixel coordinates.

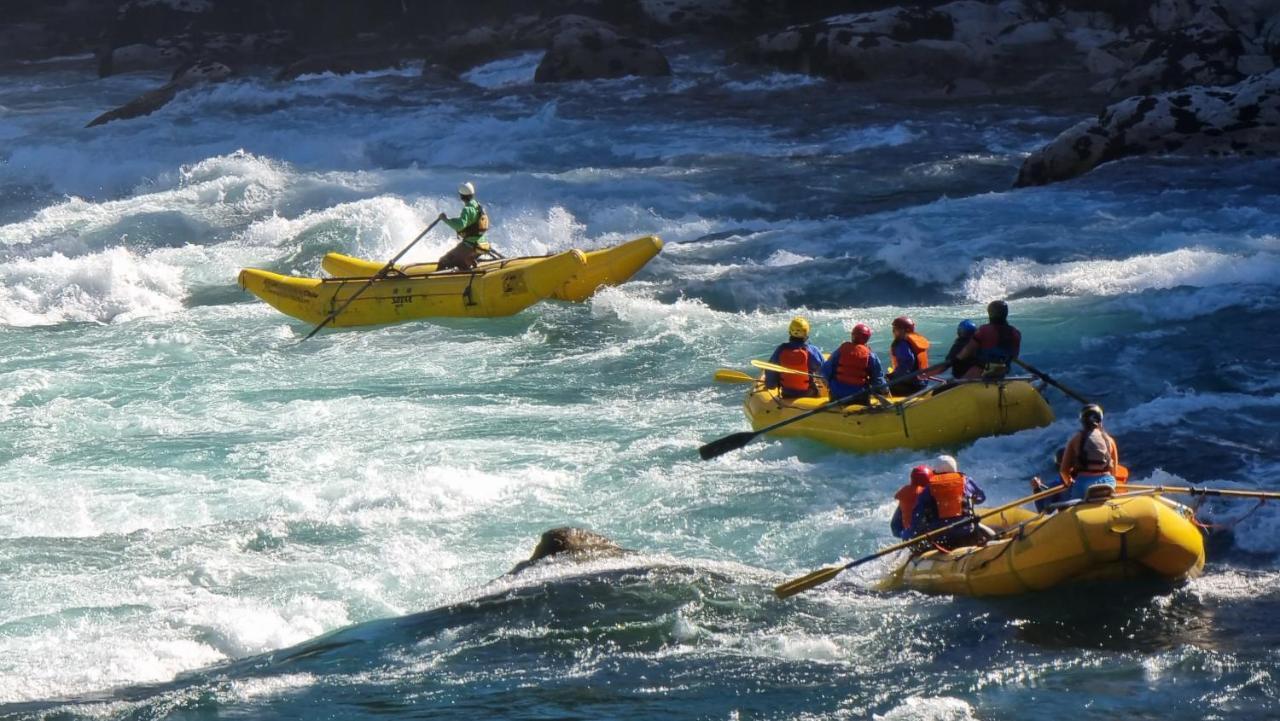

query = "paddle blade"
[
  {"left": 774, "top": 565, "right": 843, "bottom": 599},
  {"left": 698, "top": 431, "right": 756, "bottom": 460},
  {"left": 751, "top": 359, "right": 810, "bottom": 376},
  {"left": 714, "top": 369, "right": 755, "bottom": 384}
]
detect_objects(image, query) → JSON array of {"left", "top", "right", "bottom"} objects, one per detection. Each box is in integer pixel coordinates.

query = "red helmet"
[
  {"left": 910, "top": 465, "right": 932, "bottom": 486},
  {"left": 892, "top": 316, "right": 915, "bottom": 332},
  {"left": 851, "top": 323, "right": 872, "bottom": 341}
]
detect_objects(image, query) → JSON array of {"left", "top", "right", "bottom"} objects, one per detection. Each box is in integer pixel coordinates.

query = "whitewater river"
[{"left": 1, "top": 50, "right": 1279, "bottom": 719}]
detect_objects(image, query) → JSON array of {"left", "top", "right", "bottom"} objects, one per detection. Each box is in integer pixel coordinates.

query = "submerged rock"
[
  {"left": 86, "top": 58, "right": 231, "bottom": 127},
  {"left": 507, "top": 527, "right": 629, "bottom": 574},
  {"left": 1015, "top": 68, "right": 1280, "bottom": 187}
]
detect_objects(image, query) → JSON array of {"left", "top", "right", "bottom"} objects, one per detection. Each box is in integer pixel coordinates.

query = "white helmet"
[
  {"left": 457, "top": 181, "right": 475, "bottom": 197},
  {"left": 931, "top": 454, "right": 958, "bottom": 474}
]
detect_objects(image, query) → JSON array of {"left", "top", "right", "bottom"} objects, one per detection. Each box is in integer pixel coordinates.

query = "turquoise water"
[{"left": 1, "top": 52, "right": 1279, "bottom": 719}]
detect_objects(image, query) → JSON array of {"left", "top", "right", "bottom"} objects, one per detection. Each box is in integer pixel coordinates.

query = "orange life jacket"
[
  {"left": 777, "top": 345, "right": 813, "bottom": 392},
  {"left": 895, "top": 483, "right": 926, "bottom": 525},
  {"left": 891, "top": 333, "right": 931, "bottom": 374},
  {"left": 928, "top": 472, "right": 968, "bottom": 520},
  {"left": 834, "top": 342, "right": 871, "bottom": 386}
]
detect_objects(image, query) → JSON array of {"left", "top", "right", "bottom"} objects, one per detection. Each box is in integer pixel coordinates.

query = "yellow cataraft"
[
  {"left": 744, "top": 378, "right": 1054, "bottom": 453},
  {"left": 881, "top": 491, "right": 1206, "bottom": 596},
  {"left": 239, "top": 249, "right": 587, "bottom": 327},
  {"left": 320, "top": 235, "right": 664, "bottom": 303}
]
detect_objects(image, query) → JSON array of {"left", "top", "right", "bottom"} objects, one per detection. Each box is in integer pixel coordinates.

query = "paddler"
[
  {"left": 890, "top": 465, "right": 932, "bottom": 539},
  {"left": 821, "top": 322, "right": 889, "bottom": 404},
  {"left": 436, "top": 181, "right": 491, "bottom": 272},
  {"left": 909, "top": 454, "right": 989, "bottom": 547},
  {"left": 764, "top": 317, "right": 825, "bottom": 398},
  {"left": 944, "top": 319, "right": 978, "bottom": 379},
  {"left": 955, "top": 300, "right": 1021, "bottom": 378},
  {"left": 1031, "top": 438, "right": 1130, "bottom": 510},
  {"left": 886, "top": 316, "right": 931, "bottom": 394},
  {"left": 1057, "top": 403, "right": 1121, "bottom": 501}
]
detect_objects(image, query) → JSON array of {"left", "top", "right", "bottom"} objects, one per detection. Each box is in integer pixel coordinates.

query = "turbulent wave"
[
  {"left": 963, "top": 248, "right": 1280, "bottom": 302},
  {"left": 2, "top": 48, "right": 1280, "bottom": 720},
  {"left": 0, "top": 246, "right": 185, "bottom": 325}
]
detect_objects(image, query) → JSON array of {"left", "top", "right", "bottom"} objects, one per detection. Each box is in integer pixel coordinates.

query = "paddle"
[
  {"left": 714, "top": 369, "right": 756, "bottom": 384},
  {"left": 773, "top": 483, "right": 1068, "bottom": 599},
  {"left": 302, "top": 218, "right": 442, "bottom": 341},
  {"left": 1013, "top": 358, "right": 1090, "bottom": 404},
  {"left": 751, "top": 359, "right": 819, "bottom": 378},
  {"left": 698, "top": 361, "right": 950, "bottom": 461},
  {"left": 1127, "top": 484, "right": 1280, "bottom": 501},
  {"left": 698, "top": 388, "right": 870, "bottom": 460}
]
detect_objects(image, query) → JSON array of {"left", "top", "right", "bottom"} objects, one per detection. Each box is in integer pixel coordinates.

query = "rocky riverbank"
[{"left": 5, "top": 0, "right": 1279, "bottom": 183}]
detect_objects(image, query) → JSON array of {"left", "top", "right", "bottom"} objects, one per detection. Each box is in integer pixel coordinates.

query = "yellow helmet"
[{"left": 788, "top": 316, "right": 810, "bottom": 338}]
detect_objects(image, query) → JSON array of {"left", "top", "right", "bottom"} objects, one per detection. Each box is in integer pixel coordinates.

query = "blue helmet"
[{"left": 957, "top": 319, "right": 977, "bottom": 337}]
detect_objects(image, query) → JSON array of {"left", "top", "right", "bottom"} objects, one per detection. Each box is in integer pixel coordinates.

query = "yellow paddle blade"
[
  {"left": 774, "top": 565, "right": 843, "bottom": 599},
  {"left": 751, "top": 359, "right": 813, "bottom": 376},
  {"left": 714, "top": 369, "right": 755, "bottom": 384}
]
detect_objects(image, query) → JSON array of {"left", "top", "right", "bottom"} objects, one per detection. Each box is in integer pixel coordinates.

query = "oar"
[
  {"left": 773, "top": 483, "right": 1068, "bottom": 599},
  {"left": 714, "top": 369, "right": 756, "bottom": 384},
  {"left": 1013, "top": 358, "right": 1090, "bottom": 404},
  {"left": 699, "top": 361, "right": 950, "bottom": 461},
  {"left": 1127, "top": 484, "right": 1280, "bottom": 500},
  {"left": 699, "top": 388, "right": 870, "bottom": 460},
  {"left": 751, "top": 359, "right": 818, "bottom": 377},
  {"left": 301, "top": 218, "right": 443, "bottom": 341}
]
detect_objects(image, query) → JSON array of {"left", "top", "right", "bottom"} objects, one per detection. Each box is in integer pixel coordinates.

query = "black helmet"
[{"left": 987, "top": 300, "right": 1009, "bottom": 322}]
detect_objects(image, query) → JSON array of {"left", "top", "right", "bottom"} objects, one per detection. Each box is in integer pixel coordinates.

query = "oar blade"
[
  {"left": 774, "top": 565, "right": 843, "bottom": 599},
  {"left": 698, "top": 431, "right": 756, "bottom": 460},
  {"left": 713, "top": 369, "right": 755, "bottom": 384}
]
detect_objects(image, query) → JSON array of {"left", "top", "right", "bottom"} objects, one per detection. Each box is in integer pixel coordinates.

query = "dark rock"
[
  {"left": 534, "top": 21, "right": 671, "bottom": 82},
  {"left": 275, "top": 50, "right": 404, "bottom": 81},
  {"left": 507, "top": 527, "right": 628, "bottom": 575},
  {"left": 110, "top": 0, "right": 216, "bottom": 49},
  {"left": 97, "top": 42, "right": 187, "bottom": 77},
  {"left": 421, "top": 63, "right": 461, "bottom": 84},
  {"left": 435, "top": 27, "right": 505, "bottom": 67},
  {"left": 1015, "top": 67, "right": 1280, "bottom": 186},
  {"left": 87, "top": 58, "right": 231, "bottom": 127},
  {"left": 639, "top": 0, "right": 752, "bottom": 33},
  {"left": 743, "top": 0, "right": 1280, "bottom": 99}
]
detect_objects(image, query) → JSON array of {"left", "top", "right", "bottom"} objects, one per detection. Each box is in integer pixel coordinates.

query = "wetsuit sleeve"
[
  {"left": 910, "top": 489, "right": 933, "bottom": 532},
  {"left": 764, "top": 345, "right": 783, "bottom": 389},
  {"left": 891, "top": 342, "right": 913, "bottom": 376},
  {"left": 967, "top": 478, "right": 986, "bottom": 505},
  {"left": 868, "top": 354, "right": 888, "bottom": 391},
  {"left": 821, "top": 348, "right": 840, "bottom": 382},
  {"left": 807, "top": 344, "right": 825, "bottom": 375},
  {"left": 1011, "top": 328, "right": 1022, "bottom": 359},
  {"left": 443, "top": 204, "right": 477, "bottom": 233},
  {"left": 890, "top": 508, "right": 904, "bottom": 538}
]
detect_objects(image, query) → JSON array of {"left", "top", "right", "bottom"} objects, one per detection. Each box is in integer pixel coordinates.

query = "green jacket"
[{"left": 445, "top": 199, "right": 487, "bottom": 247}]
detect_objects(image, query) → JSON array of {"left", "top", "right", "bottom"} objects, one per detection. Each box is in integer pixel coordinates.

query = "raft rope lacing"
[{"left": 1187, "top": 492, "right": 1266, "bottom": 531}]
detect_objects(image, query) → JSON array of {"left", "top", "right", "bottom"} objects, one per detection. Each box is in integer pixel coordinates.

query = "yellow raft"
[
  {"left": 744, "top": 379, "right": 1054, "bottom": 453},
  {"left": 320, "top": 235, "right": 664, "bottom": 303},
  {"left": 881, "top": 493, "right": 1205, "bottom": 596},
  {"left": 239, "top": 249, "right": 587, "bottom": 326}
]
